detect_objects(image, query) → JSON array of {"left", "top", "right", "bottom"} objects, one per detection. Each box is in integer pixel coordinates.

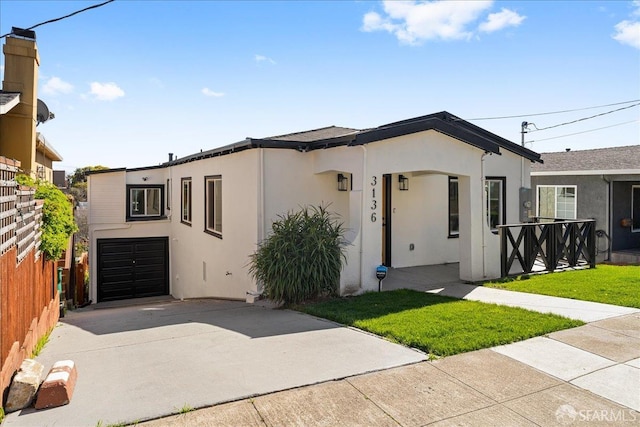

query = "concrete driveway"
[{"left": 3, "top": 298, "right": 426, "bottom": 427}]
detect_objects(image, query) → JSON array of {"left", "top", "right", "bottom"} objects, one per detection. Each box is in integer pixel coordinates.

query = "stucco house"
[
  {"left": 531, "top": 145, "right": 640, "bottom": 264},
  {"left": 87, "top": 111, "right": 542, "bottom": 303},
  {"left": 0, "top": 30, "right": 61, "bottom": 183}
]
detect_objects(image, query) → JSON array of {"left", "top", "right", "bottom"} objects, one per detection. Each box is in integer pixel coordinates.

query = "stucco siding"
[
  {"left": 531, "top": 175, "right": 609, "bottom": 262},
  {"left": 169, "top": 149, "right": 259, "bottom": 300},
  {"left": 361, "top": 130, "right": 486, "bottom": 287},
  {"left": 88, "top": 171, "right": 127, "bottom": 224},
  {"left": 391, "top": 173, "right": 458, "bottom": 268}
]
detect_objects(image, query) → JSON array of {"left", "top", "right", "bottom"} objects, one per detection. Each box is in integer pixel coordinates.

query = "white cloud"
[
  {"left": 613, "top": 20, "right": 640, "bottom": 49},
  {"left": 255, "top": 54, "right": 276, "bottom": 64},
  {"left": 361, "top": 0, "right": 494, "bottom": 45},
  {"left": 613, "top": 2, "right": 640, "bottom": 49},
  {"left": 201, "top": 88, "right": 224, "bottom": 97},
  {"left": 89, "top": 82, "right": 125, "bottom": 101},
  {"left": 479, "top": 8, "right": 525, "bottom": 33},
  {"left": 42, "top": 76, "right": 74, "bottom": 95}
]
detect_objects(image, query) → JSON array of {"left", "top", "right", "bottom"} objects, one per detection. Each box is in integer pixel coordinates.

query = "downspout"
[
  {"left": 259, "top": 147, "right": 265, "bottom": 242},
  {"left": 602, "top": 174, "right": 612, "bottom": 261},
  {"left": 359, "top": 145, "right": 367, "bottom": 291},
  {"left": 250, "top": 147, "right": 265, "bottom": 298},
  {"left": 481, "top": 152, "right": 488, "bottom": 278}
]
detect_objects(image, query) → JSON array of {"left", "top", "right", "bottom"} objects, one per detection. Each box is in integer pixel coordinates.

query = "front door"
[{"left": 382, "top": 174, "right": 392, "bottom": 266}]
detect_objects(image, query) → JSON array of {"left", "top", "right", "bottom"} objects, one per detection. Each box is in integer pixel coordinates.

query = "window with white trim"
[
  {"left": 632, "top": 185, "right": 640, "bottom": 232},
  {"left": 181, "top": 178, "right": 192, "bottom": 225},
  {"left": 485, "top": 177, "right": 505, "bottom": 231},
  {"left": 127, "top": 185, "right": 163, "bottom": 220},
  {"left": 536, "top": 185, "right": 577, "bottom": 220},
  {"left": 205, "top": 175, "right": 222, "bottom": 237}
]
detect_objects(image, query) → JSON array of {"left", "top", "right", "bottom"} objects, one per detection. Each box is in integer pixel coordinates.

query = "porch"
[{"left": 381, "top": 263, "right": 462, "bottom": 293}]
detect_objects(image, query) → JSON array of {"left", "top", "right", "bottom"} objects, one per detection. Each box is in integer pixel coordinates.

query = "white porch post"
[{"left": 458, "top": 174, "right": 485, "bottom": 282}]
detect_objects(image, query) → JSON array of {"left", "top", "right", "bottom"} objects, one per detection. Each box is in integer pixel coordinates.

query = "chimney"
[
  {"left": 169, "top": 153, "right": 174, "bottom": 162},
  {"left": 565, "top": 148, "right": 571, "bottom": 152},
  {"left": 0, "top": 30, "right": 40, "bottom": 176}
]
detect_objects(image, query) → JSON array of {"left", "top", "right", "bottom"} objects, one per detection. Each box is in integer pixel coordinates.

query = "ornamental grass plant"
[{"left": 249, "top": 205, "right": 346, "bottom": 305}]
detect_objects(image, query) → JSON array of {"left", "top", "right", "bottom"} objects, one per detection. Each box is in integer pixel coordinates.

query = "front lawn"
[
  {"left": 296, "top": 289, "right": 583, "bottom": 357},
  {"left": 485, "top": 265, "right": 640, "bottom": 308}
]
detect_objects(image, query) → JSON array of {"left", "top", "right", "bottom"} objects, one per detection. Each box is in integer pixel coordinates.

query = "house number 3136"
[{"left": 370, "top": 176, "right": 377, "bottom": 222}]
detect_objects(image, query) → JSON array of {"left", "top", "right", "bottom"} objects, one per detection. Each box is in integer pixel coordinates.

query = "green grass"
[
  {"left": 485, "top": 265, "right": 640, "bottom": 308},
  {"left": 177, "top": 403, "right": 195, "bottom": 414},
  {"left": 296, "top": 289, "right": 583, "bottom": 357},
  {"left": 30, "top": 328, "right": 52, "bottom": 358}
]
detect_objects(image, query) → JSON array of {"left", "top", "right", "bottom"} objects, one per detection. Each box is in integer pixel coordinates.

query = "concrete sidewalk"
[
  {"left": 139, "top": 312, "right": 640, "bottom": 427},
  {"left": 4, "top": 285, "right": 639, "bottom": 426},
  {"left": 3, "top": 299, "right": 426, "bottom": 427},
  {"left": 383, "top": 264, "right": 639, "bottom": 322}
]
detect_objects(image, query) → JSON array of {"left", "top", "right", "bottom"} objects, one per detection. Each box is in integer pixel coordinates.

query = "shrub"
[
  {"left": 249, "top": 205, "right": 346, "bottom": 305},
  {"left": 36, "top": 183, "right": 78, "bottom": 260},
  {"left": 16, "top": 175, "right": 78, "bottom": 260}
]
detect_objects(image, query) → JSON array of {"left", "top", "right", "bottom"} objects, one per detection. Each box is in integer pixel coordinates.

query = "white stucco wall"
[
  {"left": 168, "top": 150, "right": 259, "bottom": 300},
  {"left": 482, "top": 150, "right": 533, "bottom": 278},
  {"left": 88, "top": 132, "right": 534, "bottom": 302},
  {"left": 391, "top": 173, "right": 459, "bottom": 268},
  {"left": 88, "top": 169, "right": 172, "bottom": 303},
  {"left": 359, "top": 130, "right": 488, "bottom": 290}
]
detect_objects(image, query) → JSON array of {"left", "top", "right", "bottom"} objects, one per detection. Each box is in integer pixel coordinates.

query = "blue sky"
[{"left": 1, "top": 0, "right": 639, "bottom": 172}]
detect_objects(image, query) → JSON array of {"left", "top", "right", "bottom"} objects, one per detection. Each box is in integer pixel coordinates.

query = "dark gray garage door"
[{"left": 97, "top": 237, "right": 169, "bottom": 302}]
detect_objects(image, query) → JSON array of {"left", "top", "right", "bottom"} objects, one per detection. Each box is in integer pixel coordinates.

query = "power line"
[
  {"left": 525, "top": 119, "right": 639, "bottom": 143},
  {"left": 464, "top": 99, "right": 640, "bottom": 121},
  {"left": 0, "top": 0, "right": 115, "bottom": 39},
  {"left": 527, "top": 102, "right": 640, "bottom": 132}
]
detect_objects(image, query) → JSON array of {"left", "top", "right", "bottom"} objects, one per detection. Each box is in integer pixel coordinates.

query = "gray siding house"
[{"left": 531, "top": 145, "right": 640, "bottom": 263}]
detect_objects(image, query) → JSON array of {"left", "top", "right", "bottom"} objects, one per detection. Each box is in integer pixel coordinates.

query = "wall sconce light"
[
  {"left": 399, "top": 174, "right": 409, "bottom": 191},
  {"left": 142, "top": 176, "right": 149, "bottom": 181},
  {"left": 337, "top": 173, "right": 348, "bottom": 192}
]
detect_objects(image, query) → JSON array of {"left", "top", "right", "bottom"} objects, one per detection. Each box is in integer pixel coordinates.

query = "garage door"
[{"left": 97, "top": 237, "right": 169, "bottom": 302}]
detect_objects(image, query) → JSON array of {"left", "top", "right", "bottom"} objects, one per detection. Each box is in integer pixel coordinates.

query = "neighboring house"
[
  {"left": 531, "top": 145, "right": 640, "bottom": 263},
  {"left": 88, "top": 111, "right": 541, "bottom": 303},
  {"left": 0, "top": 30, "right": 62, "bottom": 407},
  {"left": 0, "top": 31, "right": 61, "bottom": 183}
]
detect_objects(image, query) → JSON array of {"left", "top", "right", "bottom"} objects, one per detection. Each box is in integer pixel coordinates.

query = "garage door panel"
[
  {"left": 134, "top": 257, "right": 165, "bottom": 267},
  {"left": 100, "top": 245, "right": 134, "bottom": 255},
  {"left": 97, "top": 237, "right": 169, "bottom": 302}
]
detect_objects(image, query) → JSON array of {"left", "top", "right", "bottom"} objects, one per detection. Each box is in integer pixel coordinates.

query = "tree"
[
  {"left": 16, "top": 175, "right": 78, "bottom": 260},
  {"left": 249, "top": 205, "right": 346, "bottom": 305},
  {"left": 67, "top": 165, "right": 109, "bottom": 201}
]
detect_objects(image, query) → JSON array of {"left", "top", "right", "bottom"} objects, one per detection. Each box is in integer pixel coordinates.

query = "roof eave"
[
  {"left": 350, "top": 116, "right": 502, "bottom": 156},
  {"left": 0, "top": 92, "right": 21, "bottom": 115}
]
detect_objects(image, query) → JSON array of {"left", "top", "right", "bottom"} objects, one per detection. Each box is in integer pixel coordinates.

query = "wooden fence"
[{"left": 0, "top": 157, "right": 59, "bottom": 406}]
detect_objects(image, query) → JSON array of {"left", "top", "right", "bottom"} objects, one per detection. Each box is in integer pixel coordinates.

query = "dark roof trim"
[
  {"left": 349, "top": 111, "right": 542, "bottom": 163},
  {"left": 86, "top": 167, "right": 127, "bottom": 176},
  {"left": 86, "top": 164, "right": 168, "bottom": 175},
  {"left": 97, "top": 111, "right": 541, "bottom": 172},
  {"left": 352, "top": 116, "right": 501, "bottom": 155}
]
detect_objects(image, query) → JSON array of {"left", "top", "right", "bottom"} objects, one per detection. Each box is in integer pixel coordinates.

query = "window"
[
  {"left": 181, "top": 178, "right": 192, "bottom": 225},
  {"left": 485, "top": 177, "right": 505, "bottom": 231},
  {"left": 205, "top": 175, "right": 222, "bottom": 237},
  {"left": 127, "top": 185, "right": 163, "bottom": 220},
  {"left": 536, "top": 185, "right": 577, "bottom": 220},
  {"left": 448, "top": 177, "right": 459, "bottom": 237},
  {"left": 633, "top": 185, "right": 640, "bottom": 232}
]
